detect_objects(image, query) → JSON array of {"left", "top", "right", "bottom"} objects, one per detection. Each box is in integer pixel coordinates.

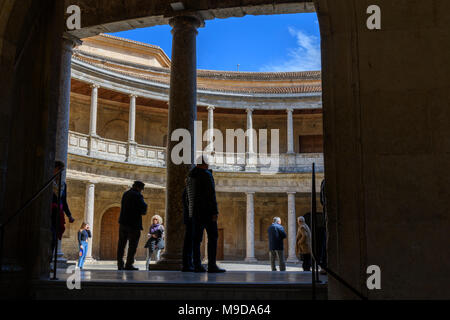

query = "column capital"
[
  {"left": 90, "top": 83, "right": 100, "bottom": 89},
  {"left": 246, "top": 108, "right": 254, "bottom": 114},
  {"left": 169, "top": 15, "right": 205, "bottom": 32},
  {"left": 129, "top": 94, "right": 138, "bottom": 99},
  {"left": 207, "top": 105, "right": 216, "bottom": 111},
  {"left": 62, "top": 32, "right": 82, "bottom": 50},
  {"left": 287, "top": 191, "right": 297, "bottom": 195},
  {"left": 246, "top": 191, "right": 256, "bottom": 195},
  {"left": 286, "top": 107, "right": 294, "bottom": 114},
  {"left": 86, "top": 181, "right": 96, "bottom": 186}
]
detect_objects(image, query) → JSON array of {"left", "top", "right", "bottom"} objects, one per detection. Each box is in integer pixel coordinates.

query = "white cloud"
[{"left": 260, "top": 27, "right": 321, "bottom": 72}]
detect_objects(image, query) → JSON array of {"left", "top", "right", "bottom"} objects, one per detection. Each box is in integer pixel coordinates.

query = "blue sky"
[{"left": 109, "top": 13, "right": 321, "bottom": 72}]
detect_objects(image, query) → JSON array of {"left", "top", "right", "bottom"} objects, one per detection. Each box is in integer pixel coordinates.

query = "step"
[{"left": 32, "top": 270, "right": 328, "bottom": 300}]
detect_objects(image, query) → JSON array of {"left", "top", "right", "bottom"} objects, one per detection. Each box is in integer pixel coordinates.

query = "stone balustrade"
[{"left": 68, "top": 131, "right": 323, "bottom": 173}]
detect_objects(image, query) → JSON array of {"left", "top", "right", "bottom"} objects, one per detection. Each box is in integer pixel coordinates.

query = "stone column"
[
  {"left": 84, "top": 182, "right": 95, "bottom": 260},
  {"left": 286, "top": 108, "right": 296, "bottom": 168},
  {"left": 246, "top": 108, "right": 257, "bottom": 169},
  {"left": 156, "top": 15, "right": 204, "bottom": 270},
  {"left": 286, "top": 108, "right": 295, "bottom": 154},
  {"left": 245, "top": 192, "right": 257, "bottom": 262},
  {"left": 88, "top": 84, "right": 100, "bottom": 156},
  {"left": 207, "top": 106, "right": 215, "bottom": 149},
  {"left": 206, "top": 106, "right": 215, "bottom": 164},
  {"left": 287, "top": 192, "right": 297, "bottom": 262},
  {"left": 128, "top": 94, "right": 137, "bottom": 143},
  {"left": 89, "top": 84, "right": 99, "bottom": 136},
  {"left": 127, "top": 94, "right": 137, "bottom": 162},
  {"left": 55, "top": 33, "right": 82, "bottom": 266}
]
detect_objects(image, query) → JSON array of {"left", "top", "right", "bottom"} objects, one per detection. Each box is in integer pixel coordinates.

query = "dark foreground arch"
[{"left": 0, "top": 0, "right": 449, "bottom": 299}]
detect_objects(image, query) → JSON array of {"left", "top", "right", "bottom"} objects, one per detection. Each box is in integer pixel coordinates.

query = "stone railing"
[
  {"left": 68, "top": 131, "right": 166, "bottom": 167},
  {"left": 68, "top": 131, "right": 323, "bottom": 173},
  {"left": 208, "top": 152, "right": 324, "bottom": 173}
]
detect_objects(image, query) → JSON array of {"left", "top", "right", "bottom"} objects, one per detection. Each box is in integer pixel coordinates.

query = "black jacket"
[
  {"left": 182, "top": 188, "right": 190, "bottom": 225},
  {"left": 119, "top": 188, "right": 148, "bottom": 230},
  {"left": 268, "top": 223, "right": 287, "bottom": 251},
  {"left": 186, "top": 167, "right": 218, "bottom": 221},
  {"left": 78, "top": 229, "right": 92, "bottom": 246},
  {"left": 52, "top": 183, "right": 72, "bottom": 216}
]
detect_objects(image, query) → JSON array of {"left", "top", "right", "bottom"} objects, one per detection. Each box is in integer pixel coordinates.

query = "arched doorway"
[{"left": 100, "top": 207, "right": 121, "bottom": 260}]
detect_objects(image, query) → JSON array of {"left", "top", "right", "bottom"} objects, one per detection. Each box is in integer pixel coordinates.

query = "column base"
[
  {"left": 56, "top": 257, "right": 69, "bottom": 269},
  {"left": 151, "top": 259, "right": 184, "bottom": 271},
  {"left": 244, "top": 257, "right": 258, "bottom": 263},
  {"left": 84, "top": 257, "right": 97, "bottom": 264}
]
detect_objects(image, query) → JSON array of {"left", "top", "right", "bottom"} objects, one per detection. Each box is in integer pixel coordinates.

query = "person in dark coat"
[
  {"left": 117, "top": 181, "right": 148, "bottom": 271},
  {"left": 268, "top": 217, "right": 287, "bottom": 271},
  {"left": 182, "top": 184, "right": 194, "bottom": 272},
  {"left": 187, "top": 156, "right": 226, "bottom": 273},
  {"left": 50, "top": 161, "right": 75, "bottom": 266}
]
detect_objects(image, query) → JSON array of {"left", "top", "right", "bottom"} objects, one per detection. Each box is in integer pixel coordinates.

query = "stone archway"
[{"left": 1, "top": 0, "right": 450, "bottom": 300}]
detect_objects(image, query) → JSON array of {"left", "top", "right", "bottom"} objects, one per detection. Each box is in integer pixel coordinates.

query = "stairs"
[{"left": 31, "top": 270, "right": 328, "bottom": 300}]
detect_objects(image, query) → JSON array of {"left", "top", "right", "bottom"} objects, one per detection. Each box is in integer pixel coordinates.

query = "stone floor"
[
  {"left": 55, "top": 269, "right": 327, "bottom": 285},
  {"left": 36, "top": 261, "right": 328, "bottom": 300},
  {"left": 68, "top": 260, "right": 314, "bottom": 272}
]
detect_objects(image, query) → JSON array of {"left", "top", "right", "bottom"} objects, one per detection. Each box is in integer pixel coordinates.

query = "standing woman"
[
  {"left": 78, "top": 222, "right": 91, "bottom": 270},
  {"left": 145, "top": 215, "right": 165, "bottom": 270},
  {"left": 296, "top": 216, "right": 312, "bottom": 272}
]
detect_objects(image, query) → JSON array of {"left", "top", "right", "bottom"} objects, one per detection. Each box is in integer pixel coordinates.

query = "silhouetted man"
[
  {"left": 117, "top": 181, "right": 148, "bottom": 271},
  {"left": 187, "top": 156, "right": 226, "bottom": 273},
  {"left": 268, "top": 217, "right": 287, "bottom": 271}
]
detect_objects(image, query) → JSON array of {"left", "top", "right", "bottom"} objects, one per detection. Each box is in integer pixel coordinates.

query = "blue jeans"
[{"left": 78, "top": 241, "right": 88, "bottom": 268}]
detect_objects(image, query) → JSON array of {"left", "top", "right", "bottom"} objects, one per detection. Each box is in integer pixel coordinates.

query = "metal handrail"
[
  {"left": 310, "top": 163, "right": 368, "bottom": 300},
  {"left": 0, "top": 168, "right": 64, "bottom": 279}
]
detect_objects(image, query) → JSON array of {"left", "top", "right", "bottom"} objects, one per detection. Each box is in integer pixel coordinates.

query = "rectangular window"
[{"left": 299, "top": 135, "right": 324, "bottom": 153}]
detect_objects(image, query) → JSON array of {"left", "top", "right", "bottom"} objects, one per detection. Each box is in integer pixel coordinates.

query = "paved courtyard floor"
[
  {"left": 68, "top": 260, "right": 314, "bottom": 272},
  {"left": 56, "top": 269, "right": 328, "bottom": 285}
]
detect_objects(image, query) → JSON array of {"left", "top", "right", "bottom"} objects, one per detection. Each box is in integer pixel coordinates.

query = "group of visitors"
[
  {"left": 267, "top": 216, "right": 315, "bottom": 272},
  {"left": 113, "top": 155, "right": 225, "bottom": 273},
  {"left": 268, "top": 179, "right": 328, "bottom": 273},
  {"left": 52, "top": 159, "right": 327, "bottom": 273}
]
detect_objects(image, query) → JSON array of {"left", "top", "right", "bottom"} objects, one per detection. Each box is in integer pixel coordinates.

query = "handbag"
[
  {"left": 157, "top": 238, "right": 165, "bottom": 250},
  {"left": 144, "top": 238, "right": 152, "bottom": 249}
]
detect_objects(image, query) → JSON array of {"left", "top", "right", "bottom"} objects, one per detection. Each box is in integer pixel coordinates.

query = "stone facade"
[{"left": 63, "top": 35, "right": 325, "bottom": 261}]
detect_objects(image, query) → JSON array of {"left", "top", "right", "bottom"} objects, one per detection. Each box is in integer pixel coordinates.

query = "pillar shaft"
[
  {"left": 55, "top": 34, "right": 81, "bottom": 176},
  {"left": 246, "top": 108, "right": 255, "bottom": 154},
  {"left": 84, "top": 182, "right": 95, "bottom": 259},
  {"left": 245, "top": 192, "right": 257, "bottom": 262},
  {"left": 207, "top": 106, "right": 215, "bottom": 151},
  {"left": 128, "top": 95, "right": 137, "bottom": 143},
  {"left": 55, "top": 33, "right": 81, "bottom": 264},
  {"left": 287, "top": 192, "right": 297, "bottom": 262},
  {"left": 287, "top": 108, "right": 294, "bottom": 154},
  {"left": 89, "top": 84, "right": 99, "bottom": 137},
  {"left": 158, "top": 15, "right": 203, "bottom": 269}
]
